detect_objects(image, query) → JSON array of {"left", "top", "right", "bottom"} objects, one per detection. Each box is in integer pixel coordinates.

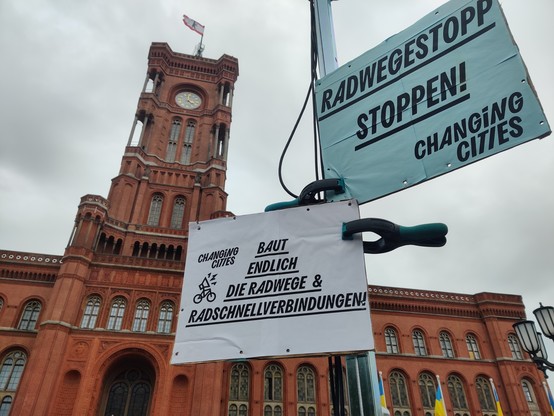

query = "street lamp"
[
  {"left": 513, "top": 303, "right": 554, "bottom": 377},
  {"left": 534, "top": 304, "right": 554, "bottom": 340}
]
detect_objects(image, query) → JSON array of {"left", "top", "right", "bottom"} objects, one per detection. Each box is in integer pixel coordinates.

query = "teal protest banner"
[{"left": 316, "top": 0, "right": 550, "bottom": 204}]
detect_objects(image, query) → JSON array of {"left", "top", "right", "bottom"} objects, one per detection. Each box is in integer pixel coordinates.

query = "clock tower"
[{"left": 101, "top": 42, "right": 240, "bottom": 258}]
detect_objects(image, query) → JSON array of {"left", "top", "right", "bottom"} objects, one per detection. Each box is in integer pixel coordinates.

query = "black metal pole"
[{"left": 335, "top": 355, "right": 346, "bottom": 416}]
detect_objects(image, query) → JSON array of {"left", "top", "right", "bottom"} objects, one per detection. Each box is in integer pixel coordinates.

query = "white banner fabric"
[{"left": 171, "top": 200, "right": 373, "bottom": 364}]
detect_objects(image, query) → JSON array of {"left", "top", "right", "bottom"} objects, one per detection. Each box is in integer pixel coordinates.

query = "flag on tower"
[
  {"left": 435, "top": 376, "right": 447, "bottom": 416},
  {"left": 489, "top": 379, "right": 504, "bottom": 416},
  {"left": 543, "top": 382, "right": 554, "bottom": 416},
  {"left": 183, "top": 14, "right": 205, "bottom": 35}
]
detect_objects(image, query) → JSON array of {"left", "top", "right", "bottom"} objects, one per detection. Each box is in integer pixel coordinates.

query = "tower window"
[
  {"left": 107, "top": 297, "right": 127, "bottom": 331},
  {"left": 166, "top": 118, "right": 181, "bottom": 162},
  {"left": 180, "top": 120, "right": 196, "bottom": 164},
  {"left": 81, "top": 295, "right": 101, "bottom": 329},
  {"left": 215, "top": 124, "right": 227, "bottom": 159},
  {"left": 147, "top": 194, "right": 163, "bottom": 226},
  {"left": 220, "top": 82, "right": 232, "bottom": 106},
  {"left": 132, "top": 299, "right": 150, "bottom": 332},
  {"left": 157, "top": 301, "right": 174, "bottom": 333},
  {"left": 170, "top": 196, "right": 186, "bottom": 229},
  {"left": 18, "top": 300, "right": 41, "bottom": 330}
]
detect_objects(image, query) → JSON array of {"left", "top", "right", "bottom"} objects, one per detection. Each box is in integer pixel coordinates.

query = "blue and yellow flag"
[
  {"left": 489, "top": 379, "right": 504, "bottom": 416},
  {"left": 542, "top": 382, "right": 554, "bottom": 416},
  {"left": 435, "top": 376, "right": 447, "bottom": 416},
  {"left": 379, "top": 371, "right": 387, "bottom": 408}
]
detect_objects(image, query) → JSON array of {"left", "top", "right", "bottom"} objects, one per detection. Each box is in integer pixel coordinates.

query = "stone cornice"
[
  {"left": 368, "top": 285, "right": 525, "bottom": 319},
  {"left": 0, "top": 250, "right": 63, "bottom": 268}
]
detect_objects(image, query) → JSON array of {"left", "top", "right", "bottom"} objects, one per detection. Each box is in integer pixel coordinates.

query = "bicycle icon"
[{"left": 193, "top": 273, "right": 217, "bottom": 304}]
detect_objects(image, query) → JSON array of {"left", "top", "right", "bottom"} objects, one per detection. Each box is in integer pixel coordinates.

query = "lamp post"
[{"left": 513, "top": 303, "right": 554, "bottom": 377}]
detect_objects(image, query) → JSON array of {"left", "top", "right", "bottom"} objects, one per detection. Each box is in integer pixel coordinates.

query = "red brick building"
[{"left": 0, "top": 43, "right": 550, "bottom": 416}]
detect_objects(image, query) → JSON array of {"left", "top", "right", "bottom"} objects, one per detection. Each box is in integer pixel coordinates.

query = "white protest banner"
[
  {"left": 316, "top": 0, "right": 551, "bottom": 204},
  {"left": 171, "top": 200, "right": 373, "bottom": 364}
]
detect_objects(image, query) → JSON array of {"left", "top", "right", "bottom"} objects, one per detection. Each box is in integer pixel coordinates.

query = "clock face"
[{"left": 175, "top": 91, "right": 202, "bottom": 109}]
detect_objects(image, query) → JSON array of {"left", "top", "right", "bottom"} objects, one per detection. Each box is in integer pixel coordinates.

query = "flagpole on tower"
[{"left": 196, "top": 34, "right": 205, "bottom": 57}]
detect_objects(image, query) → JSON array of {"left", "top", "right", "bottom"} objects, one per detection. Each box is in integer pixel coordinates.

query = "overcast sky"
[{"left": 1, "top": 0, "right": 553, "bottom": 361}]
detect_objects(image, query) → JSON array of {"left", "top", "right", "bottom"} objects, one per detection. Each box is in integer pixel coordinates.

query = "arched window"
[
  {"left": 264, "top": 364, "right": 283, "bottom": 416},
  {"left": 439, "top": 332, "right": 455, "bottom": 358},
  {"left": 390, "top": 371, "right": 411, "bottom": 415},
  {"left": 475, "top": 377, "right": 495, "bottom": 413},
  {"left": 147, "top": 194, "right": 163, "bottom": 226},
  {"left": 180, "top": 120, "right": 196, "bottom": 164},
  {"left": 157, "top": 301, "right": 174, "bottom": 333},
  {"left": 229, "top": 363, "right": 250, "bottom": 416},
  {"left": 219, "top": 81, "right": 232, "bottom": 106},
  {"left": 418, "top": 372, "right": 436, "bottom": 410},
  {"left": 81, "top": 295, "right": 101, "bottom": 329},
  {"left": 385, "top": 327, "right": 399, "bottom": 354},
  {"left": 0, "top": 397, "right": 12, "bottom": 415},
  {"left": 214, "top": 124, "right": 228, "bottom": 159},
  {"left": 140, "top": 242, "right": 149, "bottom": 257},
  {"left": 175, "top": 246, "right": 183, "bottom": 261},
  {"left": 166, "top": 118, "right": 182, "bottom": 162},
  {"left": 132, "top": 241, "right": 140, "bottom": 257},
  {"left": 103, "top": 369, "right": 152, "bottom": 416},
  {"left": 18, "top": 300, "right": 41, "bottom": 330},
  {"left": 107, "top": 297, "right": 126, "bottom": 330},
  {"left": 466, "top": 334, "right": 481, "bottom": 359},
  {"left": 447, "top": 375, "right": 469, "bottom": 411},
  {"left": 521, "top": 378, "right": 541, "bottom": 416},
  {"left": 170, "top": 196, "right": 186, "bottom": 229},
  {"left": 412, "top": 330, "right": 427, "bottom": 356},
  {"left": 0, "top": 350, "right": 27, "bottom": 413},
  {"left": 297, "top": 365, "right": 316, "bottom": 416},
  {"left": 158, "top": 244, "right": 167, "bottom": 260},
  {"left": 132, "top": 299, "right": 150, "bottom": 332},
  {"left": 508, "top": 334, "right": 523, "bottom": 359}
]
